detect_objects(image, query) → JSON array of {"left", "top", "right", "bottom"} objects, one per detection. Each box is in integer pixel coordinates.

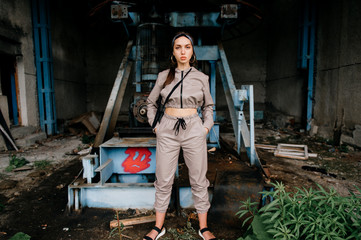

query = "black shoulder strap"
[
  {"left": 152, "top": 68, "right": 192, "bottom": 129},
  {"left": 163, "top": 68, "right": 192, "bottom": 105}
]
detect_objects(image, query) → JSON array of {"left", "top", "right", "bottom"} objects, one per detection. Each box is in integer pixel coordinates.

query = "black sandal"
[
  {"left": 143, "top": 225, "right": 166, "bottom": 240},
  {"left": 198, "top": 227, "right": 217, "bottom": 240}
]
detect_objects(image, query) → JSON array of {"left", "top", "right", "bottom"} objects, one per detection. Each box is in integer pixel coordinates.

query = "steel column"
[
  {"left": 298, "top": 0, "right": 316, "bottom": 131},
  {"left": 32, "top": 0, "right": 57, "bottom": 135}
]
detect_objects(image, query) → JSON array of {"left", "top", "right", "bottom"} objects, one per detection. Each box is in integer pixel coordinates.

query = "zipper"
[{"left": 181, "top": 70, "right": 183, "bottom": 108}]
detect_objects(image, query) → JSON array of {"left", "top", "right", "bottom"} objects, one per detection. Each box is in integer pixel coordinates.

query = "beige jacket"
[{"left": 147, "top": 67, "right": 214, "bottom": 131}]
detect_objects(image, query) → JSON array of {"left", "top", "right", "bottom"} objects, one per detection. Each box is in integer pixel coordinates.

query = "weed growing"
[
  {"left": 163, "top": 221, "right": 199, "bottom": 240},
  {"left": 81, "top": 134, "right": 95, "bottom": 144},
  {"left": 34, "top": 160, "right": 51, "bottom": 170},
  {"left": 237, "top": 182, "right": 361, "bottom": 240},
  {"left": 109, "top": 210, "right": 125, "bottom": 240},
  {"left": 5, "top": 155, "right": 29, "bottom": 172}
]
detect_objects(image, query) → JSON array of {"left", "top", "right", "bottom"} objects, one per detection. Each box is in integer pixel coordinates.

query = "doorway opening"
[{"left": 0, "top": 53, "right": 20, "bottom": 127}]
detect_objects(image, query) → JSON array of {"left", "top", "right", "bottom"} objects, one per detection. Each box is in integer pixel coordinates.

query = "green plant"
[
  {"left": 82, "top": 134, "right": 95, "bottom": 144},
  {"left": 9, "top": 232, "right": 31, "bottom": 240},
  {"left": 237, "top": 182, "right": 361, "bottom": 240},
  {"left": 162, "top": 221, "right": 225, "bottom": 240},
  {"left": 34, "top": 160, "right": 51, "bottom": 169},
  {"left": 339, "top": 144, "right": 349, "bottom": 153},
  {"left": 5, "top": 155, "right": 29, "bottom": 172}
]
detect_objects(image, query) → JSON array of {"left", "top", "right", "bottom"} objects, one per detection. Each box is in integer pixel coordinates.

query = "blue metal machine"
[{"left": 68, "top": 2, "right": 264, "bottom": 212}]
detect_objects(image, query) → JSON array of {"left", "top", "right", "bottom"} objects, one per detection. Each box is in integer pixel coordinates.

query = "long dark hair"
[{"left": 164, "top": 32, "right": 197, "bottom": 87}]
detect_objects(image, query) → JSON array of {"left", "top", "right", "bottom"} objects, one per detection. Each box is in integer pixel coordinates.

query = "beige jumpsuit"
[{"left": 147, "top": 67, "right": 214, "bottom": 214}]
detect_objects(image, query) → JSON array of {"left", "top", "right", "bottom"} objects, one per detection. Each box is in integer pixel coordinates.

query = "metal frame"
[
  {"left": 68, "top": 42, "right": 261, "bottom": 210},
  {"left": 217, "top": 42, "right": 259, "bottom": 166}
]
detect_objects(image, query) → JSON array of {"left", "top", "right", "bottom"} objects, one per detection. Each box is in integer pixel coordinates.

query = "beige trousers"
[{"left": 154, "top": 113, "right": 210, "bottom": 214}]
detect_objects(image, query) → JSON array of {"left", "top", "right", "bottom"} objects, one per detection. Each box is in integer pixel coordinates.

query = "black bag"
[
  {"left": 151, "top": 68, "right": 192, "bottom": 129},
  {"left": 152, "top": 96, "right": 165, "bottom": 129}
]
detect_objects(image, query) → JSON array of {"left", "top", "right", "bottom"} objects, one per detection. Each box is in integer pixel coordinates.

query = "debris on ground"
[
  {"left": 68, "top": 112, "right": 100, "bottom": 135},
  {"left": 256, "top": 143, "right": 317, "bottom": 159},
  {"left": 0, "top": 122, "right": 359, "bottom": 239}
]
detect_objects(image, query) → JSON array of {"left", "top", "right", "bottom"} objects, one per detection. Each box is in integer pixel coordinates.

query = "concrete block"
[
  {"left": 309, "top": 119, "right": 318, "bottom": 136},
  {"left": 352, "top": 125, "right": 361, "bottom": 147},
  {"left": 15, "top": 131, "right": 47, "bottom": 148},
  {"left": 10, "top": 126, "right": 37, "bottom": 139},
  {"left": 0, "top": 135, "right": 6, "bottom": 151},
  {"left": 341, "top": 134, "right": 355, "bottom": 146}
]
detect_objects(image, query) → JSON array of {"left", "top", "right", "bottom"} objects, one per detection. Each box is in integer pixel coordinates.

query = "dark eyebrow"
[{"left": 174, "top": 43, "right": 192, "bottom": 47}]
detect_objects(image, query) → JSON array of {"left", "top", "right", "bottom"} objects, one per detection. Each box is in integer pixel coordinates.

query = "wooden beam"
[
  {"left": 94, "top": 40, "right": 133, "bottom": 148},
  {"left": 105, "top": 61, "right": 133, "bottom": 140},
  {"left": 110, "top": 215, "right": 156, "bottom": 228}
]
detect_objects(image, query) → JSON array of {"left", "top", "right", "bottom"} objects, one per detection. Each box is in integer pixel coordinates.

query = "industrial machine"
[{"left": 67, "top": 1, "right": 266, "bottom": 215}]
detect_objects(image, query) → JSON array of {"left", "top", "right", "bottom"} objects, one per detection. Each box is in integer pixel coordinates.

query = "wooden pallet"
[
  {"left": 256, "top": 143, "right": 317, "bottom": 160},
  {"left": 274, "top": 144, "right": 309, "bottom": 160}
]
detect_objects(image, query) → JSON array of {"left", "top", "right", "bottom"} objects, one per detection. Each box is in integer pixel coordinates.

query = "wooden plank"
[
  {"left": 105, "top": 61, "right": 133, "bottom": 140},
  {"left": 110, "top": 215, "right": 156, "bottom": 228},
  {"left": 255, "top": 144, "right": 277, "bottom": 150},
  {"left": 278, "top": 143, "right": 307, "bottom": 148},
  {"left": 94, "top": 40, "right": 133, "bottom": 148},
  {"left": 13, "top": 165, "right": 33, "bottom": 172}
]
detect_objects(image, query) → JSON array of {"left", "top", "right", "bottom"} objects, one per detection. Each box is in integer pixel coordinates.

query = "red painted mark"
[{"left": 122, "top": 148, "right": 152, "bottom": 173}]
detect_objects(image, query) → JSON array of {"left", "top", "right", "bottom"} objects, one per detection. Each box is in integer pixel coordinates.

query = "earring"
[{"left": 171, "top": 55, "right": 176, "bottom": 64}]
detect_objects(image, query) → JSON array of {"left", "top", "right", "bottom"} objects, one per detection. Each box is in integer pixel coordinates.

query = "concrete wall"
[
  {"left": 215, "top": 12, "right": 268, "bottom": 122},
  {"left": 84, "top": 22, "right": 129, "bottom": 114},
  {"left": 223, "top": 27, "right": 267, "bottom": 105},
  {"left": 314, "top": 0, "right": 361, "bottom": 140},
  {"left": 265, "top": 0, "right": 306, "bottom": 123},
  {"left": 50, "top": 0, "right": 88, "bottom": 120},
  {"left": 0, "top": 0, "right": 39, "bottom": 127},
  {"left": 2, "top": 0, "right": 360, "bottom": 142}
]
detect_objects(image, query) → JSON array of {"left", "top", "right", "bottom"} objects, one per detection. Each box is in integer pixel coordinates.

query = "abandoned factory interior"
[{"left": 0, "top": 0, "right": 360, "bottom": 239}]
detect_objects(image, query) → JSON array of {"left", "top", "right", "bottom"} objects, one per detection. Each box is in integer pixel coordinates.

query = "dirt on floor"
[{"left": 0, "top": 124, "right": 360, "bottom": 240}]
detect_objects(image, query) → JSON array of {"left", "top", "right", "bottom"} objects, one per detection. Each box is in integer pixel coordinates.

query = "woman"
[{"left": 145, "top": 32, "right": 217, "bottom": 240}]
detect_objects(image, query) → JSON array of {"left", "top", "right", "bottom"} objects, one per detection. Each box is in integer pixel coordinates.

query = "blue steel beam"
[
  {"left": 217, "top": 42, "right": 259, "bottom": 166},
  {"left": 193, "top": 46, "right": 220, "bottom": 61},
  {"left": 306, "top": 3, "right": 316, "bottom": 131},
  {"left": 32, "top": 0, "right": 57, "bottom": 135},
  {"left": 168, "top": 12, "right": 221, "bottom": 27},
  {"left": 298, "top": 0, "right": 316, "bottom": 131}
]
